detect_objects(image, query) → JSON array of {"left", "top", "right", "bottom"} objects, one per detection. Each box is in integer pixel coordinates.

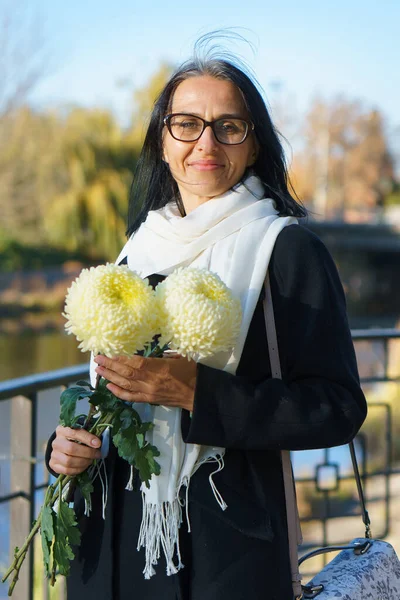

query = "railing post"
[
  {"left": 28, "top": 392, "right": 37, "bottom": 600},
  {"left": 10, "top": 395, "right": 32, "bottom": 600}
]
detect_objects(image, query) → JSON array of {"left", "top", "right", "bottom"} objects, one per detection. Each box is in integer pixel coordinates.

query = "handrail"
[
  {"left": 350, "top": 328, "right": 400, "bottom": 340},
  {"left": 0, "top": 363, "right": 89, "bottom": 400}
]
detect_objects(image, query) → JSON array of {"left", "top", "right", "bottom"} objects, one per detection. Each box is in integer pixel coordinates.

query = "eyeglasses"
[{"left": 163, "top": 113, "right": 255, "bottom": 145}]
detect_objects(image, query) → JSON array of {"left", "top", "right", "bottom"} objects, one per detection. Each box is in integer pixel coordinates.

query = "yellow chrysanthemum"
[
  {"left": 155, "top": 268, "right": 242, "bottom": 360},
  {"left": 63, "top": 263, "right": 158, "bottom": 357}
]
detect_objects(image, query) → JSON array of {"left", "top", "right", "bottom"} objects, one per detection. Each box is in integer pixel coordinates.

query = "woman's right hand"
[{"left": 49, "top": 425, "right": 102, "bottom": 476}]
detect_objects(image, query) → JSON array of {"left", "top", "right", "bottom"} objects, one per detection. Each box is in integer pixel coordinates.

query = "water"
[{"left": 0, "top": 331, "right": 87, "bottom": 382}]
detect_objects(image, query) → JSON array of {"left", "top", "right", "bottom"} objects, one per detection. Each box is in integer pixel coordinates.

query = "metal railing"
[
  {"left": 0, "top": 365, "right": 88, "bottom": 600},
  {"left": 295, "top": 328, "right": 400, "bottom": 573},
  {"left": 0, "top": 330, "right": 399, "bottom": 598}
]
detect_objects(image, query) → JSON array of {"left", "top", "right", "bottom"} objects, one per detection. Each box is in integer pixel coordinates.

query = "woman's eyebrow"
[{"left": 171, "top": 111, "right": 246, "bottom": 119}]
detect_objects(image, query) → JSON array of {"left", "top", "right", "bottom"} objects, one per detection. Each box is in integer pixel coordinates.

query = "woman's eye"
[
  {"left": 218, "top": 121, "right": 240, "bottom": 133},
  {"left": 180, "top": 121, "right": 200, "bottom": 129},
  {"left": 172, "top": 119, "right": 200, "bottom": 129}
]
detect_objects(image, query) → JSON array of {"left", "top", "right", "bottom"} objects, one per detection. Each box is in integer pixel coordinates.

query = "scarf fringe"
[
  {"left": 195, "top": 453, "right": 228, "bottom": 511},
  {"left": 208, "top": 455, "right": 228, "bottom": 511},
  {"left": 125, "top": 465, "right": 135, "bottom": 491},
  {"left": 138, "top": 454, "right": 227, "bottom": 579},
  {"left": 137, "top": 493, "right": 184, "bottom": 579}
]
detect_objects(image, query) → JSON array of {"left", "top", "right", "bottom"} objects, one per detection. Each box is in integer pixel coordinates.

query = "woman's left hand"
[{"left": 94, "top": 354, "right": 196, "bottom": 412}]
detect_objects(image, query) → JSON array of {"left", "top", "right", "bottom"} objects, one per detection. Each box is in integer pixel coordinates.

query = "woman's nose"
[{"left": 195, "top": 125, "right": 219, "bottom": 151}]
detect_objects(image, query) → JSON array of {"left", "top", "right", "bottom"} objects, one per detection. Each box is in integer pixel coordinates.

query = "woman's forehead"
[{"left": 170, "top": 76, "right": 247, "bottom": 115}]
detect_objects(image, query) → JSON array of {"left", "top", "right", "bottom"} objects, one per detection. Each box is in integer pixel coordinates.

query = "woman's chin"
[
  {"left": 182, "top": 185, "right": 230, "bottom": 203},
  {"left": 180, "top": 177, "right": 237, "bottom": 199}
]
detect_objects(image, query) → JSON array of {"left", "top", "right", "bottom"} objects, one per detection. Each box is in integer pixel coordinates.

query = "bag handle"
[
  {"left": 263, "top": 273, "right": 371, "bottom": 599},
  {"left": 298, "top": 539, "right": 372, "bottom": 567}
]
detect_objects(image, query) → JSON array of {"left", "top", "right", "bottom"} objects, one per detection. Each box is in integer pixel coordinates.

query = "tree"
[
  {"left": 0, "top": 1, "right": 48, "bottom": 118},
  {"left": 292, "top": 97, "right": 396, "bottom": 221},
  {"left": 0, "top": 2, "right": 51, "bottom": 243},
  {"left": 44, "top": 108, "right": 139, "bottom": 260},
  {"left": 127, "top": 63, "right": 172, "bottom": 146},
  {"left": 0, "top": 107, "right": 61, "bottom": 243},
  {"left": 0, "top": 63, "right": 171, "bottom": 258}
]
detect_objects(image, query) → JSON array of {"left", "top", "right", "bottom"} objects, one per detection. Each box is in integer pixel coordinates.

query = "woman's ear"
[
  {"left": 247, "top": 140, "right": 259, "bottom": 167},
  {"left": 161, "top": 131, "right": 168, "bottom": 163}
]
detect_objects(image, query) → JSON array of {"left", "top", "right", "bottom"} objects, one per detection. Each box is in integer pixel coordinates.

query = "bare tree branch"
[{"left": 0, "top": 1, "right": 49, "bottom": 118}]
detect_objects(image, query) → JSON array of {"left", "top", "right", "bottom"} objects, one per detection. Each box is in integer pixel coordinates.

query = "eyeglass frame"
[{"left": 163, "top": 113, "right": 255, "bottom": 146}]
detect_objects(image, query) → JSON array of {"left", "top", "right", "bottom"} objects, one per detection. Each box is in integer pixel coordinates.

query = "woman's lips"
[{"left": 189, "top": 161, "right": 223, "bottom": 171}]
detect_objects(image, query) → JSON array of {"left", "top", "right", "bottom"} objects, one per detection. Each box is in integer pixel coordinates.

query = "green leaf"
[
  {"left": 53, "top": 538, "right": 74, "bottom": 576},
  {"left": 75, "top": 380, "right": 93, "bottom": 388},
  {"left": 60, "top": 386, "right": 94, "bottom": 427},
  {"left": 112, "top": 419, "right": 160, "bottom": 488},
  {"left": 119, "top": 407, "right": 136, "bottom": 430},
  {"left": 53, "top": 500, "right": 81, "bottom": 577},
  {"left": 40, "top": 505, "right": 54, "bottom": 577},
  {"left": 89, "top": 379, "right": 121, "bottom": 412},
  {"left": 75, "top": 471, "right": 94, "bottom": 506},
  {"left": 139, "top": 421, "right": 154, "bottom": 433},
  {"left": 134, "top": 443, "right": 161, "bottom": 488}
]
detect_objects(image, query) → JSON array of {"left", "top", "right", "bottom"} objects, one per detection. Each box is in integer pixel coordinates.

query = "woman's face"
[{"left": 162, "top": 75, "right": 258, "bottom": 212}]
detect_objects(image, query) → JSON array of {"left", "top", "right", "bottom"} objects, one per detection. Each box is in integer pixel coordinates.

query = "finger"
[
  {"left": 111, "top": 375, "right": 161, "bottom": 398},
  {"left": 53, "top": 436, "right": 102, "bottom": 460},
  {"left": 50, "top": 450, "right": 94, "bottom": 471},
  {"left": 116, "top": 354, "right": 147, "bottom": 370},
  {"left": 96, "top": 361, "right": 134, "bottom": 379},
  {"left": 105, "top": 382, "right": 151, "bottom": 403},
  {"left": 56, "top": 425, "right": 101, "bottom": 449},
  {"left": 95, "top": 354, "right": 147, "bottom": 372},
  {"left": 94, "top": 364, "right": 133, "bottom": 388},
  {"left": 49, "top": 460, "right": 92, "bottom": 476}
]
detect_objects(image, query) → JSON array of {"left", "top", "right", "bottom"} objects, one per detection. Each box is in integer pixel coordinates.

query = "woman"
[{"left": 47, "top": 54, "right": 367, "bottom": 600}]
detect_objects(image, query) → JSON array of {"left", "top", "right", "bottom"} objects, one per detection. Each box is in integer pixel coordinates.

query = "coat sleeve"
[
  {"left": 181, "top": 224, "right": 367, "bottom": 451},
  {"left": 44, "top": 431, "right": 58, "bottom": 477}
]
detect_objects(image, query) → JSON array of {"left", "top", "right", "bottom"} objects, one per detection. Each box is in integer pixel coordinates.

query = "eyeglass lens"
[{"left": 168, "top": 115, "right": 248, "bottom": 144}]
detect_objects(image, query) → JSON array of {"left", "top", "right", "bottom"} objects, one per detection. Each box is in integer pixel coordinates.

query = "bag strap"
[
  {"left": 349, "top": 440, "right": 371, "bottom": 538},
  {"left": 263, "top": 273, "right": 303, "bottom": 600},
  {"left": 263, "top": 272, "right": 372, "bottom": 597}
]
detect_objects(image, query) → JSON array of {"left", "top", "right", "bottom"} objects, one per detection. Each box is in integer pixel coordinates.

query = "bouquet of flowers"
[{"left": 2, "top": 263, "right": 241, "bottom": 596}]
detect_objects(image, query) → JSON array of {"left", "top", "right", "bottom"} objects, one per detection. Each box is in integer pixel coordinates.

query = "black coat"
[{"left": 46, "top": 224, "right": 367, "bottom": 600}]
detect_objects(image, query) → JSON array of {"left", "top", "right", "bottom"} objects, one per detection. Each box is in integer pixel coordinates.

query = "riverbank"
[{"left": 0, "top": 264, "right": 85, "bottom": 334}]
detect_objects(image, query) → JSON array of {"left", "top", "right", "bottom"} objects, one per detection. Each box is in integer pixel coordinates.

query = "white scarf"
[{"left": 109, "top": 175, "right": 296, "bottom": 578}]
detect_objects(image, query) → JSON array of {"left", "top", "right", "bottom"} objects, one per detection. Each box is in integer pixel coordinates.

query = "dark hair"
[{"left": 127, "top": 56, "right": 307, "bottom": 237}]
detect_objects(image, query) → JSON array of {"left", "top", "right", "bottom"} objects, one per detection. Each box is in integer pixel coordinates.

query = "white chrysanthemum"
[
  {"left": 63, "top": 263, "right": 158, "bottom": 357},
  {"left": 155, "top": 268, "right": 242, "bottom": 360}
]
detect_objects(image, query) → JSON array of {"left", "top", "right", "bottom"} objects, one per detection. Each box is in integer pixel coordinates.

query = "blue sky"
[{"left": 25, "top": 0, "right": 400, "bottom": 150}]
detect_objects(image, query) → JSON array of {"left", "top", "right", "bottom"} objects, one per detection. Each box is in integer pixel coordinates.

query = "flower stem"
[
  {"left": 148, "top": 343, "right": 170, "bottom": 358},
  {"left": 1, "top": 473, "right": 72, "bottom": 593},
  {"left": 2, "top": 378, "right": 120, "bottom": 595},
  {"left": 83, "top": 373, "right": 101, "bottom": 429}
]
